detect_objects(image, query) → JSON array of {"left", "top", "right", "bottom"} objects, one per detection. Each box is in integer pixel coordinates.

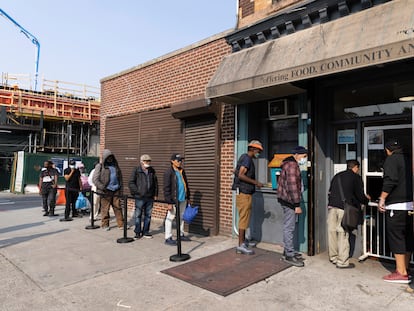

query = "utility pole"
[{"left": 0, "top": 8, "right": 40, "bottom": 90}]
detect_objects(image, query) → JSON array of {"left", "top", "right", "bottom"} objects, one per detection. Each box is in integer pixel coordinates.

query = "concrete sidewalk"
[{"left": 0, "top": 192, "right": 413, "bottom": 311}]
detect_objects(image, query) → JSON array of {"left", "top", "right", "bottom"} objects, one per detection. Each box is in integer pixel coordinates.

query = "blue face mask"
[{"left": 254, "top": 153, "right": 260, "bottom": 159}]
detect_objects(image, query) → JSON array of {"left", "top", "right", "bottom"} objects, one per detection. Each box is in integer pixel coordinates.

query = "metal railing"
[{"left": 359, "top": 202, "right": 414, "bottom": 263}]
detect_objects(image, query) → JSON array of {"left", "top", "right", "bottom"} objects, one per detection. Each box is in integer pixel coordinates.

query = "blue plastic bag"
[
  {"left": 182, "top": 203, "right": 199, "bottom": 224},
  {"left": 75, "top": 193, "right": 87, "bottom": 210}
]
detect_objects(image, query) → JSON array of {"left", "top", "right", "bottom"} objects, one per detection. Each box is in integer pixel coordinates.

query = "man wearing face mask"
[
  {"left": 93, "top": 149, "right": 124, "bottom": 231},
  {"left": 277, "top": 146, "right": 308, "bottom": 267},
  {"left": 232, "top": 140, "right": 264, "bottom": 255},
  {"left": 61, "top": 159, "right": 82, "bottom": 221},
  {"left": 39, "top": 160, "right": 59, "bottom": 216},
  {"left": 128, "top": 154, "right": 158, "bottom": 239}
]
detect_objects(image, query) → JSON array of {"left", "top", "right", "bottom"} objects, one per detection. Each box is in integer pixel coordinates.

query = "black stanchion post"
[
  {"left": 85, "top": 190, "right": 99, "bottom": 229},
  {"left": 117, "top": 194, "right": 134, "bottom": 243},
  {"left": 170, "top": 201, "right": 190, "bottom": 262}
]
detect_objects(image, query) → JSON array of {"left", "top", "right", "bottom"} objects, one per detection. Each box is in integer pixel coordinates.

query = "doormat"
[{"left": 161, "top": 247, "right": 291, "bottom": 296}]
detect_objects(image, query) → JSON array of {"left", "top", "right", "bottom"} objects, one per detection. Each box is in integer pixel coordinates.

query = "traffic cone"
[{"left": 56, "top": 188, "right": 66, "bottom": 205}]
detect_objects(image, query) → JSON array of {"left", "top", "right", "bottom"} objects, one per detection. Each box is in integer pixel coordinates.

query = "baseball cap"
[
  {"left": 292, "top": 146, "right": 308, "bottom": 154},
  {"left": 385, "top": 139, "right": 402, "bottom": 151},
  {"left": 140, "top": 154, "right": 152, "bottom": 161},
  {"left": 171, "top": 153, "right": 184, "bottom": 161},
  {"left": 248, "top": 140, "right": 264, "bottom": 151}
]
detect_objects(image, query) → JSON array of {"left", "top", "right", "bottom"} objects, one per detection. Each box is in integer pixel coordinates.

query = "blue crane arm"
[{"left": 0, "top": 8, "right": 40, "bottom": 90}]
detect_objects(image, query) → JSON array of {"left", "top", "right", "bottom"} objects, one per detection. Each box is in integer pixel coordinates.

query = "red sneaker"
[{"left": 383, "top": 271, "right": 411, "bottom": 284}]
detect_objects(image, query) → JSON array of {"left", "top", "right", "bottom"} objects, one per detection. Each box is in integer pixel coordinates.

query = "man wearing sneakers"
[
  {"left": 378, "top": 139, "right": 413, "bottom": 284},
  {"left": 232, "top": 140, "right": 264, "bottom": 255},
  {"left": 277, "top": 146, "right": 308, "bottom": 267},
  {"left": 164, "top": 153, "right": 191, "bottom": 245},
  {"left": 128, "top": 154, "right": 158, "bottom": 239}
]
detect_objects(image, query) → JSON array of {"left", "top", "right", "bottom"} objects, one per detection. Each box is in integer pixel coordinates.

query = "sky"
[{"left": 0, "top": 1, "right": 237, "bottom": 90}]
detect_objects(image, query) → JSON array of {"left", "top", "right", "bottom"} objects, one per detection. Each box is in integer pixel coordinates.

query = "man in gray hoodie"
[{"left": 93, "top": 149, "right": 124, "bottom": 230}]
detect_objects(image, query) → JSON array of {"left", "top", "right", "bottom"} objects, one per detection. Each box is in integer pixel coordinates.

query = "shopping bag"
[
  {"left": 182, "top": 203, "right": 199, "bottom": 224},
  {"left": 75, "top": 193, "right": 87, "bottom": 210}
]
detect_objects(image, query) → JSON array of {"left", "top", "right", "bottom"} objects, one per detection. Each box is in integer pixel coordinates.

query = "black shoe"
[
  {"left": 59, "top": 217, "right": 73, "bottom": 222},
  {"left": 134, "top": 234, "right": 142, "bottom": 239},
  {"left": 283, "top": 256, "right": 305, "bottom": 267},
  {"left": 180, "top": 235, "right": 191, "bottom": 242},
  {"left": 336, "top": 263, "right": 355, "bottom": 269},
  {"left": 43, "top": 212, "right": 49, "bottom": 216},
  {"left": 283, "top": 251, "right": 303, "bottom": 260}
]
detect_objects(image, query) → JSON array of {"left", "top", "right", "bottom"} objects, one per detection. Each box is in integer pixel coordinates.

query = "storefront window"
[
  {"left": 247, "top": 97, "right": 299, "bottom": 187},
  {"left": 333, "top": 80, "right": 414, "bottom": 120}
]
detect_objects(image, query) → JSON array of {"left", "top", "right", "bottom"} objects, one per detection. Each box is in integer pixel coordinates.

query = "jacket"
[
  {"left": 277, "top": 156, "right": 302, "bottom": 208},
  {"left": 163, "top": 166, "right": 190, "bottom": 204},
  {"left": 128, "top": 165, "right": 158, "bottom": 199},
  {"left": 382, "top": 150, "right": 413, "bottom": 205},
  {"left": 328, "top": 169, "right": 368, "bottom": 209},
  {"left": 92, "top": 149, "right": 123, "bottom": 193}
]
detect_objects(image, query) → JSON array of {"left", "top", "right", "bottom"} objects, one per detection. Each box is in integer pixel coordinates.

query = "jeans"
[
  {"left": 42, "top": 184, "right": 56, "bottom": 213},
  {"left": 282, "top": 205, "right": 297, "bottom": 257},
  {"left": 134, "top": 197, "right": 154, "bottom": 235},
  {"left": 65, "top": 190, "right": 79, "bottom": 218}
]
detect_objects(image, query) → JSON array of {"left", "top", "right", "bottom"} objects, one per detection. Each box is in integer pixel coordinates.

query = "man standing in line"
[
  {"left": 164, "top": 153, "right": 191, "bottom": 245},
  {"left": 377, "top": 139, "right": 413, "bottom": 284},
  {"left": 88, "top": 161, "right": 100, "bottom": 221},
  {"left": 277, "top": 146, "right": 308, "bottom": 267},
  {"left": 232, "top": 140, "right": 264, "bottom": 255},
  {"left": 128, "top": 154, "right": 158, "bottom": 239},
  {"left": 61, "top": 159, "right": 82, "bottom": 221},
  {"left": 327, "top": 160, "right": 370, "bottom": 269},
  {"left": 93, "top": 149, "right": 124, "bottom": 231},
  {"left": 39, "top": 160, "right": 59, "bottom": 216}
]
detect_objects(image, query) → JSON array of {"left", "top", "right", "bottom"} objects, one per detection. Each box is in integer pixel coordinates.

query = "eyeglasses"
[{"left": 143, "top": 160, "right": 151, "bottom": 162}]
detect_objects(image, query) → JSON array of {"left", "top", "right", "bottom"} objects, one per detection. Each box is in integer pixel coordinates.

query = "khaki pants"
[
  {"left": 327, "top": 207, "right": 350, "bottom": 266},
  {"left": 236, "top": 193, "right": 252, "bottom": 230},
  {"left": 100, "top": 190, "right": 123, "bottom": 228}
]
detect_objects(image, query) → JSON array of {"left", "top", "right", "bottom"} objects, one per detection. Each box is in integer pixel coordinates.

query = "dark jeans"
[
  {"left": 134, "top": 197, "right": 154, "bottom": 235},
  {"left": 65, "top": 190, "right": 80, "bottom": 218},
  {"left": 42, "top": 184, "right": 56, "bottom": 213}
]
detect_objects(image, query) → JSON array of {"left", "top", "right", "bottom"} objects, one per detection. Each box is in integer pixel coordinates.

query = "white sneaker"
[{"left": 236, "top": 244, "right": 254, "bottom": 255}]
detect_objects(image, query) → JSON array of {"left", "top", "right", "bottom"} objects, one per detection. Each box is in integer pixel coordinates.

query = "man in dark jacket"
[
  {"left": 163, "top": 153, "right": 191, "bottom": 246},
  {"left": 277, "top": 146, "right": 308, "bottom": 267},
  {"left": 327, "top": 160, "right": 370, "bottom": 269},
  {"left": 39, "top": 160, "right": 59, "bottom": 216},
  {"left": 232, "top": 140, "right": 264, "bottom": 255},
  {"left": 378, "top": 139, "right": 413, "bottom": 285},
  {"left": 128, "top": 154, "right": 158, "bottom": 239},
  {"left": 61, "top": 159, "right": 82, "bottom": 221},
  {"left": 92, "top": 149, "right": 123, "bottom": 231}
]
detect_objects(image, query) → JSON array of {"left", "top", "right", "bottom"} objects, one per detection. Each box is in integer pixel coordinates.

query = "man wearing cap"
[
  {"left": 377, "top": 139, "right": 413, "bottom": 285},
  {"left": 232, "top": 140, "right": 264, "bottom": 255},
  {"left": 128, "top": 154, "right": 158, "bottom": 239},
  {"left": 39, "top": 160, "right": 59, "bottom": 216},
  {"left": 277, "top": 146, "right": 308, "bottom": 267},
  {"left": 61, "top": 159, "right": 82, "bottom": 221},
  {"left": 163, "top": 153, "right": 191, "bottom": 245}
]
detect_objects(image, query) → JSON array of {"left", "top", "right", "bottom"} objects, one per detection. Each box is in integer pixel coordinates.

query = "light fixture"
[
  {"left": 399, "top": 96, "right": 414, "bottom": 102},
  {"left": 394, "top": 82, "right": 414, "bottom": 102}
]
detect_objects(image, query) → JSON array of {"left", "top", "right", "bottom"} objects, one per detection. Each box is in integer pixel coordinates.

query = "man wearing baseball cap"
[
  {"left": 128, "top": 154, "right": 158, "bottom": 239},
  {"left": 163, "top": 153, "right": 191, "bottom": 245},
  {"left": 232, "top": 140, "right": 264, "bottom": 255}
]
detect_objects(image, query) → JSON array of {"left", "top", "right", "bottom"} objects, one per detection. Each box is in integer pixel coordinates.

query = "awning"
[{"left": 206, "top": 0, "right": 414, "bottom": 102}]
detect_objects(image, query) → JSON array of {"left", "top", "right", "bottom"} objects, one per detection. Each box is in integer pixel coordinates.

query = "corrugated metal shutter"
[
  {"left": 184, "top": 116, "right": 219, "bottom": 235},
  {"left": 105, "top": 114, "right": 140, "bottom": 190},
  {"left": 139, "top": 109, "right": 184, "bottom": 202}
]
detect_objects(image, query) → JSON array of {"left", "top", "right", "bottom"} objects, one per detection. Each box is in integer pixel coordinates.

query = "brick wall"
[{"left": 100, "top": 34, "right": 233, "bottom": 233}]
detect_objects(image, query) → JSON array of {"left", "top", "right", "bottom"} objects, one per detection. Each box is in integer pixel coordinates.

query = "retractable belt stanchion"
[
  {"left": 85, "top": 190, "right": 99, "bottom": 229},
  {"left": 170, "top": 201, "right": 190, "bottom": 262},
  {"left": 117, "top": 194, "right": 134, "bottom": 244}
]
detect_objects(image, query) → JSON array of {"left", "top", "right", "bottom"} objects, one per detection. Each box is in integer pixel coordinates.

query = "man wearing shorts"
[
  {"left": 232, "top": 140, "right": 264, "bottom": 255},
  {"left": 378, "top": 139, "right": 413, "bottom": 284}
]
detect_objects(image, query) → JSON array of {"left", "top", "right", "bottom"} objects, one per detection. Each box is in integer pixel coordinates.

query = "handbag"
[
  {"left": 338, "top": 177, "right": 361, "bottom": 232},
  {"left": 182, "top": 203, "right": 199, "bottom": 224}
]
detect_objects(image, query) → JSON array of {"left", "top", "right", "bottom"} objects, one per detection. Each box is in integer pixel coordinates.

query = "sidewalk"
[{"left": 1, "top": 192, "right": 413, "bottom": 311}]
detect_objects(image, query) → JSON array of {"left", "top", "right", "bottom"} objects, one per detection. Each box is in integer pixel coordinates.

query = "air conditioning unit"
[{"left": 268, "top": 99, "right": 288, "bottom": 118}]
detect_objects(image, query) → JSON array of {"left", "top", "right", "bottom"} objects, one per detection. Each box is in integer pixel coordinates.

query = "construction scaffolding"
[{"left": 0, "top": 73, "right": 100, "bottom": 156}]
